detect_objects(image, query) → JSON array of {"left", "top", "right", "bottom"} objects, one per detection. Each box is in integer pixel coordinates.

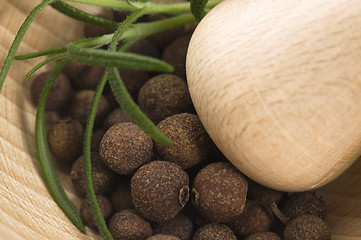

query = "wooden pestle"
[{"left": 186, "top": 0, "right": 361, "bottom": 191}]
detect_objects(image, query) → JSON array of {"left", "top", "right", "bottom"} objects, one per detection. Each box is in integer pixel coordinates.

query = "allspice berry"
[
  {"left": 193, "top": 223, "right": 237, "bottom": 240},
  {"left": 99, "top": 122, "right": 153, "bottom": 175},
  {"left": 131, "top": 161, "right": 190, "bottom": 222},
  {"left": 127, "top": 38, "right": 160, "bottom": 59},
  {"left": 227, "top": 200, "right": 271, "bottom": 237},
  {"left": 109, "top": 209, "right": 153, "bottom": 240},
  {"left": 147, "top": 14, "right": 185, "bottom": 50},
  {"left": 69, "top": 90, "right": 110, "bottom": 125},
  {"left": 162, "top": 34, "right": 191, "bottom": 80},
  {"left": 31, "top": 71, "right": 72, "bottom": 111},
  {"left": 111, "top": 180, "right": 134, "bottom": 212},
  {"left": 80, "top": 195, "right": 113, "bottom": 228},
  {"left": 91, "top": 129, "right": 105, "bottom": 152},
  {"left": 103, "top": 108, "right": 131, "bottom": 131},
  {"left": 154, "top": 113, "right": 211, "bottom": 169},
  {"left": 119, "top": 69, "right": 150, "bottom": 99},
  {"left": 283, "top": 214, "right": 331, "bottom": 240},
  {"left": 244, "top": 232, "right": 281, "bottom": 240},
  {"left": 280, "top": 191, "right": 327, "bottom": 220},
  {"left": 47, "top": 117, "right": 83, "bottom": 162},
  {"left": 191, "top": 162, "right": 248, "bottom": 223},
  {"left": 70, "top": 152, "right": 117, "bottom": 196},
  {"left": 152, "top": 213, "right": 193, "bottom": 240},
  {"left": 72, "top": 66, "right": 104, "bottom": 90},
  {"left": 63, "top": 61, "right": 88, "bottom": 83},
  {"left": 247, "top": 180, "right": 285, "bottom": 216},
  {"left": 147, "top": 234, "right": 181, "bottom": 240},
  {"left": 138, "top": 74, "right": 193, "bottom": 123}
]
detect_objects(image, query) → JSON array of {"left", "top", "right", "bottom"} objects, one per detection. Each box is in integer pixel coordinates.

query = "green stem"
[
  {"left": 109, "top": 8, "right": 148, "bottom": 51},
  {"left": 0, "top": 0, "right": 58, "bottom": 93},
  {"left": 15, "top": 13, "right": 196, "bottom": 61},
  {"left": 35, "top": 58, "right": 85, "bottom": 232},
  {"left": 83, "top": 72, "right": 113, "bottom": 240},
  {"left": 66, "top": 0, "right": 222, "bottom": 14}
]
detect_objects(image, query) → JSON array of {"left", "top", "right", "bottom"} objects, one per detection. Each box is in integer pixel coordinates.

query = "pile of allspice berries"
[{"left": 29, "top": 9, "right": 332, "bottom": 240}]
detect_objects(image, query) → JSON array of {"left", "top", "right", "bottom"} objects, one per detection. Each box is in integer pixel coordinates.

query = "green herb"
[
  {"left": 191, "top": 0, "right": 209, "bottom": 21},
  {"left": 0, "top": 0, "right": 222, "bottom": 238},
  {"left": 83, "top": 72, "right": 112, "bottom": 240},
  {"left": 0, "top": 0, "right": 57, "bottom": 93},
  {"left": 35, "top": 58, "right": 86, "bottom": 232}
]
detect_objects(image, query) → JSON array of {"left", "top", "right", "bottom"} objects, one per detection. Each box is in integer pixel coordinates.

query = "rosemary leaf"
[
  {"left": 0, "top": 0, "right": 58, "bottom": 93},
  {"left": 51, "top": 1, "right": 119, "bottom": 28},
  {"left": 35, "top": 58, "right": 85, "bottom": 232},
  {"left": 191, "top": 0, "right": 209, "bottom": 21},
  {"left": 83, "top": 72, "right": 114, "bottom": 240},
  {"left": 26, "top": 53, "right": 67, "bottom": 78},
  {"left": 67, "top": 44, "right": 174, "bottom": 72},
  {"left": 108, "top": 67, "right": 172, "bottom": 145}
]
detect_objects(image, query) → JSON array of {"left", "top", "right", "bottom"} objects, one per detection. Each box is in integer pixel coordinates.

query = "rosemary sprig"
[
  {"left": 0, "top": 0, "right": 58, "bottom": 93},
  {"left": 0, "top": 0, "right": 222, "bottom": 238}
]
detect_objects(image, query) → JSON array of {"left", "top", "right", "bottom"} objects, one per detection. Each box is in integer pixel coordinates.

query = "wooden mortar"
[{"left": 0, "top": 0, "right": 361, "bottom": 239}]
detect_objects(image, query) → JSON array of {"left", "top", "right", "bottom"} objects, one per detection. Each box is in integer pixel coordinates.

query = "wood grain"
[
  {"left": 0, "top": 0, "right": 361, "bottom": 239},
  {"left": 0, "top": 1, "right": 102, "bottom": 239}
]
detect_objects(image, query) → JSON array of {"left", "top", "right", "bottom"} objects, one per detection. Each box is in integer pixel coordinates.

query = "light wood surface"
[
  {"left": 187, "top": 0, "right": 361, "bottom": 192},
  {"left": 0, "top": 0, "right": 361, "bottom": 239}
]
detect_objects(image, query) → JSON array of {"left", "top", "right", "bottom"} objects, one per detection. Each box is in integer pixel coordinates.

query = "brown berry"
[
  {"left": 80, "top": 195, "right": 113, "bottom": 228},
  {"left": 69, "top": 90, "right": 110, "bottom": 125},
  {"left": 283, "top": 215, "right": 331, "bottom": 240},
  {"left": 91, "top": 128, "right": 105, "bottom": 152},
  {"left": 193, "top": 223, "right": 237, "bottom": 240},
  {"left": 147, "top": 234, "right": 181, "bottom": 240},
  {"left": 138, "top": 74, "right": 193, "bottom": 123},
  {"left": 109, "top": 209, "right": 153, "bottom": 240},
  {"left": 191, "top": 162, "right": 248, "bottom": 223},
  {"left": 47, "top": 117, "right": 83, "bottom": 162},
  {"left": 147, "top": 14, "right": 185, "bottom": 50},
  {"left": 70, "top": 152, "right": 117, "bottom": 196},
  {"left": 99, "top": 122, "right": 153, "bottom": 175},
  {"left": 154, "top": 113, "right": 211, "bottom": 169},
  {"left": 244, "top": 232, "right": 281, "bottom": 240},
  {"left": 63, "top": 61, "right": 88, "bottom": 83},
  {"left": 127, "top": 38, "right": 160, "bottom": 59},
  {"left": 162, "top": 34, "right": 191, "bottom": 80},
  {"left": 247, "top": 180, "right": 285, "bottom": 217},
  {"left": 152, "top": 213, "right": 193, "bottom": 240},
  {"left": 111, "top": 180, "right": 134, "bottom": 212},
  {"left": 103, "top": 108, "right": 131, "bottom": 130},
  {"left": 280, "top": 191, "right": 327, "bottom": 220},
  {"left": 31, "top": 71, "right": 72, "bottom": 111},
  {"left": 227, "top": 200, "right": 271, "bottom": 237},
  {"left": 131, "top": 161, "right": 190, "bottom": 222},
  {"left": 72, "top": 66, "right": 104, "bottom": 90},
  {"left": 119, "top": 69, "right": 150, "bottom": 99}
]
